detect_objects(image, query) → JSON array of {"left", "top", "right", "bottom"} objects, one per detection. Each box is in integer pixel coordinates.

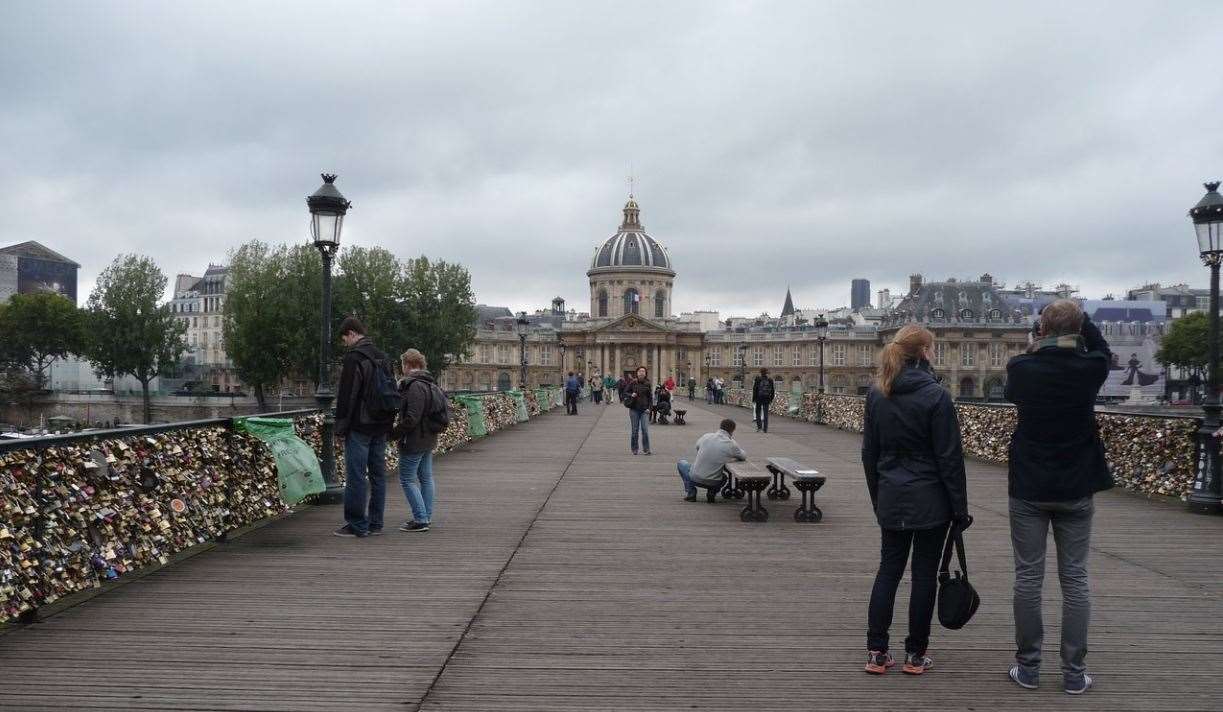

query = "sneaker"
[
  {"left": 368, "top": 529, "right": 384, "bottom": 537},
  {"left": 864, "top": 650, "right": 894, "bottom": 675},
  {"left": 1065, "top": 675, "right": 1093, "bottom": 695},
  {"left": 1009, "top": 666, "right": 1038, "bottom": 690},
  {"left": 902, "top": 653, "right": 934, "bottom": 675},
  {"left": 683, "top": 493, "right": 697, "bottom": 502},
  {"left": 643, "top": 451, "right": 652, "bottom": 456},
  {"left": 399, "top": 521, "right": 430, "bottom": 533},
  {"left": 631, "top": 450, "right": 638, "bottom": 455},
  {"left": 333, "top": 525, "right": 368, "bottom": 538}
]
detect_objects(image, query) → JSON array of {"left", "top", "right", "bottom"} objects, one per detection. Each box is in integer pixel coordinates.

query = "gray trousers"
[{"left": 1009, "top": 496, "right": 1094, "bottom": 684}]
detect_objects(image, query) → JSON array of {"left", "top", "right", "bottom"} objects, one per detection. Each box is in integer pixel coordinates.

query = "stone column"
[{"left": 615, "top": 344, "right": 622, "bottom": 377}]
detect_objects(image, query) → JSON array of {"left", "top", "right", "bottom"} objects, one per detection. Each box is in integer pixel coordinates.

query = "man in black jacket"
[
  {"left": 333, "top": 316, "right": 394, "bottom": 538},
  {"left": 1005, "top": 299, "right": 1111, "bottom": 695},
  {"left": 752, "top": 368, "right": 775, "bottom": 432}
]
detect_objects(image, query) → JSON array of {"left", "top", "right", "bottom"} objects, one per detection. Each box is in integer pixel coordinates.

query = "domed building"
[{"left": 587, "top": 198, "right": 674, "bottom": 320}]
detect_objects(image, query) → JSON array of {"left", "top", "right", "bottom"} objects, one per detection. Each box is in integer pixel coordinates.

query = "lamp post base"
[
  {"left": 1187, "top": 495, "right": 1222, "bottom": 514},
  {"left": 316, "top": 483, "right": 345, "bottom": 506}
]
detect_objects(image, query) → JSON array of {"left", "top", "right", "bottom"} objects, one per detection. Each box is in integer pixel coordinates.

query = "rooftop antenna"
[{"left": 628, "top": 161, "right": 635, "bottom": 198}]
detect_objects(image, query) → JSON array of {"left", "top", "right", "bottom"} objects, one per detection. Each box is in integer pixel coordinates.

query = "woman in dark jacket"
[{"left": 861, "top": 325, "right": 970, "bottom": 676}]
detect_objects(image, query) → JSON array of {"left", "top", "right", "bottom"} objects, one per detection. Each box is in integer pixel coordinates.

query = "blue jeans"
[
  {"left": 677, "top": 459, "right": 695, "bottom": 496},
  {"left": 398, "top": 448, "right": 435, "bottom": 524},
  {"left": 343, "top": 430, "right": 387, "bottom": 535},
  {"left": 629, "top": 408, "right": 650, "bottom": 453}
]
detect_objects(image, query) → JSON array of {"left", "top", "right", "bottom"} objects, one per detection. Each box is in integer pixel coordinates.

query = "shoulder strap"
[{"left": 939, "top": 525, "right": 969, "bottom": 578}]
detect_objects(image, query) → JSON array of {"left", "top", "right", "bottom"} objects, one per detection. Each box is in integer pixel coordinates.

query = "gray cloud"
[{"left": 4, "top": 1, "right": 1222, "bottom": 317}]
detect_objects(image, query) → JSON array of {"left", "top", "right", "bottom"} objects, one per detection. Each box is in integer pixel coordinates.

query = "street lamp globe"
[
  {"left": 1191, "top": 181, "right": 1223, "bottom": 263},
  {"left": 813, "top": 314, "right": 829, "bottom": 339},
  {"left": 307, "top": 174, "right": 351, "bottom": 249},
  {"left": 516, "top": 311, "right": 529, "bottom": 336}
]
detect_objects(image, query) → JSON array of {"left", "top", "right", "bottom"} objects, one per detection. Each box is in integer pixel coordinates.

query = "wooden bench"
[
  {"left": 673, "top": 409, "right": 687, "bottom": 425},
  {"left": 766, "top": 457, "right": 826, "bottom": 523},
  {"left": 724, "top": 460, "right": 772, "bottom": 522}
]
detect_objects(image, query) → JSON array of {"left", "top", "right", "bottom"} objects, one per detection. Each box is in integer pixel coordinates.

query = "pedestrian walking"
[
  {"left": 333, "top": 316, "right": 397, "bottom": 538},
  {"left": 1005, "top": 300, "right": 1112, "bottom": 695},
  {"left": 392, "top": 349, "right": 446, "bottom": 533},
  {"left": 687, "top": 377, "right": 696, "bottom": 401},
  {"left": 604, "top": 374, "right": 617, "bottom": 405},
  {"left": 624, "top": 366, "right": 652, "bottom": 455},
  {"left": 664, "top": 374, "right": 676, "bottom": 394},
  {"left": 861, "top": 324, "right": 970, "bottom": 676},
  {"left": 591, "top": 370, "right": 604, "bottom": 404},
  {"left": 577, "top": 372, "right": 586, "bottom": 402},
  {"left": 564, "top": 371, "right": 580, "bottom": 415},
  {"left": 752, "top": 367, "right": 775, "bottom": 432},
  {"left": 706, "top": 377, "right": 715, "bottom": 404}
]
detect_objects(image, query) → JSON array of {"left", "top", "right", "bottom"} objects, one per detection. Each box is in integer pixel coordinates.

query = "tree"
[
  {"left": 1156, "top": 311, "right": 1211, "bottom": 379},
  {"left": 84, "top": 255, "right": 188, "bottom": 423},
  {"left": 397, "top": 256, "right": 477, "bottom": 376},
  {"left": 223, "top": 241, "right": 292, "bottom": 409},
  {"left": 280, "top": 244, "right": 325, "bottom": 387},
  {"left": 0, "top": 292, "right": 85, "bottom": 389},
  {"left": 335, "top": 246, "right": 403, "bottom": 352}
]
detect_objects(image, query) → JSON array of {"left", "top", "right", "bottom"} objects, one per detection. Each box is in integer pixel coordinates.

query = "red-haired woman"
[{"left": 861, "top": 325, "right": 971, "bottom": 676}]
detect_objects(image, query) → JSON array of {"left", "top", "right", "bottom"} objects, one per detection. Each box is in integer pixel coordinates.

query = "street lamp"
[
  {"left": 814, "top": 313, "right": 829, "bottom": 394},
  {"left": 1188, "top": 180, "right": 1223, "bottom": 514},
  {"left": 516, "top": 311, "right": 530, "bottom": 389},
  {"left": 736, "top": 344, "right": 747, "bottom": 387},
  {"left": 557, "top": 340, "right": 567, "bottom": 388},
  {"left": 308, "top": 173, "right": 351, "bottom": 504}
]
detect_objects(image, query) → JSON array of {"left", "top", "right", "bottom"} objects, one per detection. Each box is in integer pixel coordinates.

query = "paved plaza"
[{"left": 1, "top": 401, "right": 1221, "bottom": 711}]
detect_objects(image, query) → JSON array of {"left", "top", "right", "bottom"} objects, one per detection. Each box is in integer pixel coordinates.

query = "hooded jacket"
[
  {"left": 862, "top": 360, "right": 968, "bottom": 530},
  {"left": 335, "top": 337, "right": 393, "bottom": 437},
  {"left": 392, "top": 369, "right": 441, "bottom": 454},
  {"left": 625, "top": 378, "right": 652, "bottom": 412}
]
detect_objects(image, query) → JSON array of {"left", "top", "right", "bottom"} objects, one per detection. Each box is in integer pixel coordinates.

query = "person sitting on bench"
[{"left": 677, "top": 418, "right": 747, "bottom": 502}]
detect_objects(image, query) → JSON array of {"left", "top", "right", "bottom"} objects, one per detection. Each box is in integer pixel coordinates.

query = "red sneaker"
[
  {"left": 865, "top": 650, "right": 895, "bottom": 674},
  {"left": 903, "top": 653, "right": 934, "bottom": 675}
]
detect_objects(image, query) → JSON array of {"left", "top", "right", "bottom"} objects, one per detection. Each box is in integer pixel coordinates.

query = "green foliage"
[
  {"left": 1155, "top": 311, "right": 1210, "bottom": 375},
  {"left": 83, "top": 254, "right": 187, "bottom": 422},
  {"left": 223, "top": 241, "right": 294, "bottom": 408},
  {"left": 334, "top": 250, "right": 477, "bottom": 375},
  {"left": 0, "top": 292, "right": 84, "bottom": 388}
]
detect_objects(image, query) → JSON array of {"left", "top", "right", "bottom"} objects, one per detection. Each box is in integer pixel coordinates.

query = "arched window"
[
  {"left": 497, "top": 372, "right": 512, "bottom": 391},
  {"left": 597, "top": 289, "right": 608, "bottom": 317},
  {"left": 989, "top": 308, "right": 1002, "bottom": 320},
  {"left": 960, "top": 309, "right": 975, "bottom": 321},
  {"left": 624, "top": 288, "right": 640, "bottom": 315},
  {"left": 654, "top": 290, "right": 666, "bottom": 319},
  {"left": 931, "top": 308, "right": 945, "bottom": 320},
  {"left": 958, "top": 376, "right": 976, "bottom": 398}
]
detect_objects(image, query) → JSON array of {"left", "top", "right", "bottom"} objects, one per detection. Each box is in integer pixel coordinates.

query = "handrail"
[{"left": 0, "top": 408, "right": 322, "bottom": 453}]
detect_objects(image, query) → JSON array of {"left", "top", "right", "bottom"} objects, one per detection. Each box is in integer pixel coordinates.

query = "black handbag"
[{"left": 937, "top": 524, "right": 980, "bottom": 630}]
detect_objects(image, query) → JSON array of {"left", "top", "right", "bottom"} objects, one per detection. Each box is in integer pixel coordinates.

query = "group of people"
[
  {"left": 332, "top": 316, "right": 443, "bottom": 538},
  {"left": 705, "top": 376, "right": 726, "bottom": 404},
  {"left": 668, "top": 299, "right": 1110, "bottom": 694}
]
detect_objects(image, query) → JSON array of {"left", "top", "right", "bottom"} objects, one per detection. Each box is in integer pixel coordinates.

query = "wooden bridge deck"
[{"left": 1, "top": 400, "right": 1221, "bottom": 711}]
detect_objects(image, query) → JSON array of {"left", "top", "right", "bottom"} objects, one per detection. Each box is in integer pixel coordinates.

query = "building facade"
[
  {"left": 851, "top": 278, "right": 871, "bottom": 311},
  {"left": 444, "top": 198, "right": 1047, "bottom": 401},
  {"left": 0, "top": 241, "right": 80, "bottom": 304},
  {"left": 170, "top": 265, "right": 239, "bottom": 392}
]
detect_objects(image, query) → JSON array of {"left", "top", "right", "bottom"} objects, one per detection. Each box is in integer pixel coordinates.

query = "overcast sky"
[{"left": 5, "top": 1, "right": 1223, "bottom": 317}]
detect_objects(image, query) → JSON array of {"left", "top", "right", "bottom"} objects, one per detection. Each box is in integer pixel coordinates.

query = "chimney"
[
  {"left": 980, "top": 273, "right": 993, "bottom": 285},
  {"left": 909, "top": 274, "right": 923, "bottom": 295}
]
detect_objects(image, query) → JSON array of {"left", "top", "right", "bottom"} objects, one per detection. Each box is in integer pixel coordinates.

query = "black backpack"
[
  {"left": 406, "top": 377, "right": 451, "bottom": 434},
  {"left": 937, "top": 524, "right": 980, "bottom": 630},
  {"left": 356, "top": 352, "right": 401, "bottom": 426}
]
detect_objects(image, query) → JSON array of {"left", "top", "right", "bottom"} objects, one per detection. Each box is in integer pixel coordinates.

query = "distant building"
[
  {"left": 0, "top": 241, "right": 80, "bottom": 304},
  {"left": 1126, "top": 283, "right": 1215, "bottom": 320},
  {"left": 851, "top": 278, "right": 871, "bottom": 311},
  {"left": 170, "top": 265, "right": 238, "bottom": 392}
]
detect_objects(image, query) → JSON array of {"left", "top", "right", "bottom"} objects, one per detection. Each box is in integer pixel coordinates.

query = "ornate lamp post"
[
  {"left": 557, "top": 340, "right": 567, "bottom": 388},
  {"left": 814, "top": 313, "right": 829, "bottom": 394},
  {"left": 308, "top": 173, "right": 350, "bottom": 504},
  {"left": 516, "top": 312, "right": 530, "bottom": 389},
  {"left": 736, "top": 344, "right": 747, "bottom": 387},
  {"left": 1189, "top": 181, "right": 1223, "bottom": 514}
]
